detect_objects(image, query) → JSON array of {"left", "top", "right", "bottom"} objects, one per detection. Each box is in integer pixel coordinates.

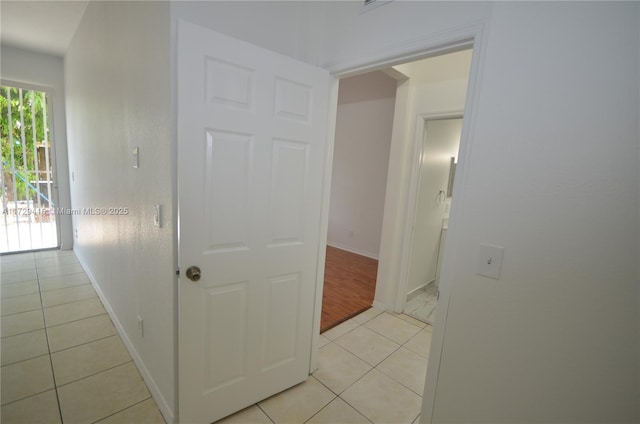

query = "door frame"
[{"left": 312, "top": 20, "right": 489, "bottom": 423}]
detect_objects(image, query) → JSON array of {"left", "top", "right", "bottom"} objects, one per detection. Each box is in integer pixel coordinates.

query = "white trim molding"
[{"left": 326, "top": 242, "right": 379, "bottom": 260}]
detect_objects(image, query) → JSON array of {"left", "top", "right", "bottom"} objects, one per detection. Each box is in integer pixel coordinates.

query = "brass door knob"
[{"left": 186, "top": 266, "right": 201, "bottom": 282}]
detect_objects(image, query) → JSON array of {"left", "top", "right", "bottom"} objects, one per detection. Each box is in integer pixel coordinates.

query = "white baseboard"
[
  {"left": 326, "top": 242, "right": 379, "bottom": 260},
  {"left": 406, "top": 280, "right": 434, "bottom": 300},
  {"left": 76, "top": 254, "right": 175, "bottom": 424}
]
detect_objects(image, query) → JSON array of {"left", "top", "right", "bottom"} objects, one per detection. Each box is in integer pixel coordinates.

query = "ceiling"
[{"left": 1, "top": 1, "right": 89, "bottom": 57}]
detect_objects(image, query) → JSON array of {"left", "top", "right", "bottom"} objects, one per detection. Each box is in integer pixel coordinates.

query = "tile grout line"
[
  {"left": 331, "top": 351, "right": 423, "bottom": 423},
  {"left": 46, "top": 333, "right": 118, "bottom": 355},
  {"left": 39, "top": 283, "right": 92, "bottom": 295},
  {"left": 0, "top": 327, "right": 44, "bottom": 340},
  {"left": 314, "top": 313, "right": 431, "bottom": 421},
  {"left": 308, "top": 373, "right": 339, "bottom": 397},
  {"left": 256, "top": 403, "right": 277, "bottom": 424},
  {"left": 318, "top": 367, "right": 377, "bottom": 424},
  {"left": 0, "top": 312, "right": 47, "bottom": 338},
  {"left": 55, "top": 360, "right": 135, "bottom": 389},
  {"left": 34, "top": 262, "right": 66, "bottom": 424},
  {"left": 371, "top": 318, "right": 431, "bottom": 398},
  {"left": 37, "top": 270, "right": 88, "bottom": 283},
  {"left": 0, "top": 387, "right": 57, "bottom": 408},
  {"left": 317, "top": 333, "right": 399, "bottom": 401},
  {"left": 39, "top": 285, "right": 92, "bottom": 295},
  {"left": 334, "top": 322, "right": 404, "bottom": 365},
  {"left": 0, "top": 304, "right": 44, "bottom": 318},
  {"left": 0, "top": 290, "right": 41, "bottom": 300},
  {"left": 43, "top": 294, "right": 100, "bottom": 311},
  {"left": 336, "top": 392, "right": 376, "bottom": 424},
  {"left": 327, "top": 312, "right": 423, "bottom": 348},
  {"left": 1, "top": 269, "right": 38, "bottom": 283},
  {"left": 88, "top": 395, "right": 155, "bottom": 424},
  {"left": 302, "top": 397, "right": 349, "bottom": 424},
  {"left": 1, "top": 351, "right": 50, "bottom": 368},
  {"left": 396, "top": 312, "right": 430, "bottom": 328},
  {"left": 321, "top": 338, "right": 426, "bottom": 398},
  {"left": 36, "top": 263, "right": 84, "bottom": 269},
  {"left": 41, "top": 294, "right": 99, "bottom": 311},
  {"left": 36, "top": 273, "right": 89, "bottom": 282},
  {"left": 374, "top": 358, "right": 427, "bottom": 397},
  {"left": 363, "top": 314, "right": 422, "bottom": 335},
  {"left": 0, "top": 278, "right": 39, "bottom": 286}
]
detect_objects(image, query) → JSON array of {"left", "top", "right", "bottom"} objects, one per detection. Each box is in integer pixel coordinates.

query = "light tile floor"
[
  {"left": 217, "top": 308, "right": 433, "bottom": 424},
  {"left": 2, "top": 250, "right": 434, "bottom": 424},
  {"left": 0, "top": 250, "right": 165, "bottom": 424},
  {"left": 404, "top": 282, "right": 438, "bottom": 325}
]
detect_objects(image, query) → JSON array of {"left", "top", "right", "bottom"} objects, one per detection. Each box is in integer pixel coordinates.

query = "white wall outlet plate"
[
  {"left": 132, "top": 147, "right": 139, "bottom": 168},
  {"left": 476, "top": 243, "right": 504, "bottom": 280}
]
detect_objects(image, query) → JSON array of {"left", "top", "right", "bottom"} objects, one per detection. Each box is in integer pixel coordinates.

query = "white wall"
[
  {"left": 327, "top": 71, "right": 396, "bottom": 258},
  {"left": 64, "top": 2, "right": 175, "bottom": 421},
  {"left": 0, "top": 45, "right": 73, "bottom": 250},
  {"left": 407, "top": 118, "right": 462, "bottom": 295},
  {"left": 434, "top": 3, "right": 638, "bottom": 422},
  {"left": 317, "top": 1, "right": 493, "bottom": 71},
  {"left": 170, "top": 1, "right": 325, "bottom": 65},
  {"left": 309, "top": 1, "right": 640, "bottom": 422}
]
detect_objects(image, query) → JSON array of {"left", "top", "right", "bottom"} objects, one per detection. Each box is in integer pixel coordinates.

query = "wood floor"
[{"left": 321, "top": 245, "right": 378, "bottom": 333}]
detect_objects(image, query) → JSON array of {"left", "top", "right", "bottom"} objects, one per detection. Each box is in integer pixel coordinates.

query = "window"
[{"left": 0, "top": 84, "right": 58, "bottom": 252}]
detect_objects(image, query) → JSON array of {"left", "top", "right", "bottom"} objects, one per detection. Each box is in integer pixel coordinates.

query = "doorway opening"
[
  {"left": 320, "top": 70, "right": 396, "bottom": 332},
  {"left": 0, "top": 84, "right": 59, "bottom": 254},
  {"left": 321, "top": 48, "right": 473, "bottom": 332},
  {"left": 403, "top": 116, "right": 463, "bottom": 324}
]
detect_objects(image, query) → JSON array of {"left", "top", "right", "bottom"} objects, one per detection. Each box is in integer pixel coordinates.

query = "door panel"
[
  {"left": 177, "top": 20, "right": 330, "bottom": 424},
  {"left": 204, "top": 129, "right": 252, "bottom": 252},
  {"left": 269, "top": 139, "right": 308, "bottom": 244}
]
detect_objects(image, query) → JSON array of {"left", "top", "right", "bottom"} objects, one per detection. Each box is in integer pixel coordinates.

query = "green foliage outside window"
[{"left": 0, "top": 86, "right": 49, "bottom": 202}]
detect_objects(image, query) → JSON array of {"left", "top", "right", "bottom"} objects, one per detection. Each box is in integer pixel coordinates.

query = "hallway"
[
  {"left": 0, "top": 250, "right": 164, "bottom": 423},
  {"left": 2, "top": 250, "right": 433, "bottom": 424}
]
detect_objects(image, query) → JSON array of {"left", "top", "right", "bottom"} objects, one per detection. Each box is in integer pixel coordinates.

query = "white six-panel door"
[{"left": 177, "top": 20, "right": 330, "bottom": 423}]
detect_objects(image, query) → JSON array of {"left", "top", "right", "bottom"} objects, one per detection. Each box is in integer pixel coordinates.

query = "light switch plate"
[
  {"left": 477, "top": 244, "right": 504, "bottom": 279},
  {"left": 132, "top": 147, "right": 139, "bottom": 168},
  {"left": 154, "top": 204, "right": 161, "bottom": 228}
]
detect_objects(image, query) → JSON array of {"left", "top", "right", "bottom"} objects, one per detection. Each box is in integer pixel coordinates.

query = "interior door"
[{"left": 177, "top": 20, "right": 330, "bottom": 424}]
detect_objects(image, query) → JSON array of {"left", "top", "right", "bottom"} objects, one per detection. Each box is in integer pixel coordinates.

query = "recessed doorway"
[
  {"left": 403, "top": 116, "right": 463, "bottom": 324},
  {"left": 320, "top": 69, "right": 396, "bottom": 332}
]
